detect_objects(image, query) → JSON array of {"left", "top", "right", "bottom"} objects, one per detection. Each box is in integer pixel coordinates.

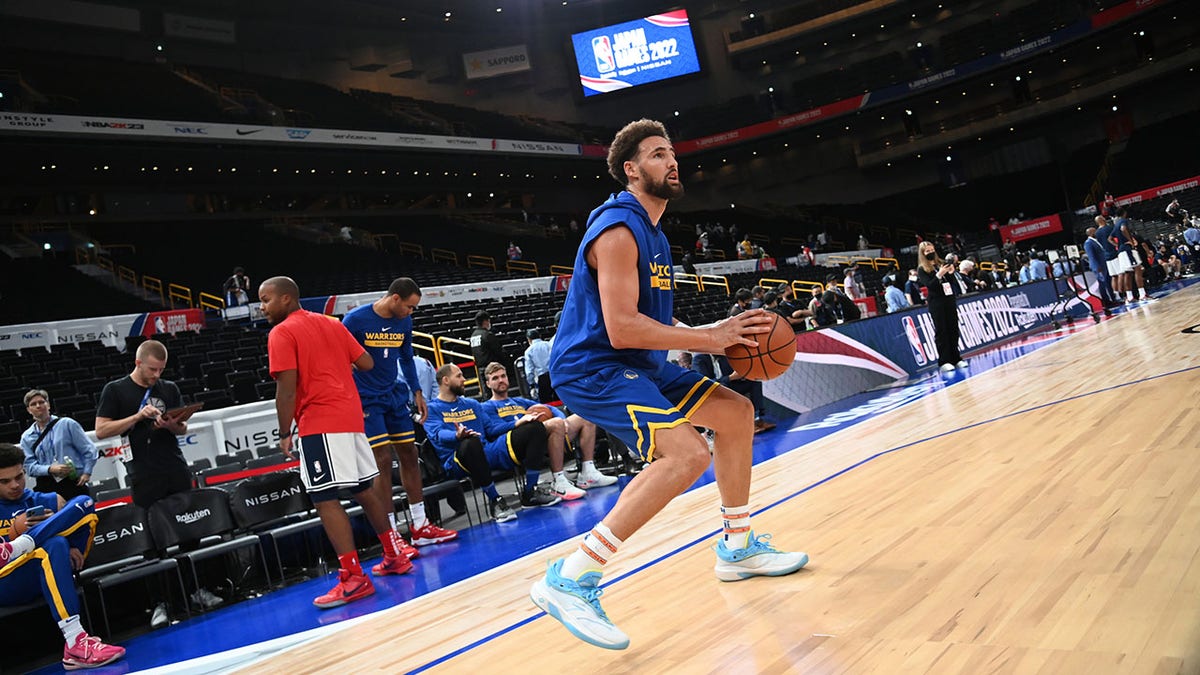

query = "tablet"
[{"left": 162, "top": 402, "right": 205, "bottom": 423}]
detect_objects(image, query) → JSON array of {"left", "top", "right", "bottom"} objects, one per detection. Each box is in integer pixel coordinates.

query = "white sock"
[
  {"left": 59, "top": 615, "right": 84, "bottom": 646},
  {"left": 1127, "top": 291, "right": 1135, "bottom": 300},
  {"left": 560, "top": 522, "right": 622, "bottom": 580},
  {"left": 410, "top": 502, "right": 427, "bottom": 530},
  {"left": 721, "top": 504, "right": 752, "bottom": 549},
  {"left": 581, "top": 460, "right": 597, "bottom": 475},
  {"left": 387, "top": 511, "right": 398, "bottom": 532},
  {"left": 9, "top": 534, "right": 34, "bottom": 558},
  {"left": 553, "top": 470, "right": 567, "bottom": 483},
  {"left": 1139, "top": 288, "right": 1147, "bottom": 298}
]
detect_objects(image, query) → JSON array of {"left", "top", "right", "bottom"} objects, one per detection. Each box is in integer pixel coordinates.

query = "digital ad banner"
[{"left": 571, "top": 10, "right": 701, "bottom": 97}]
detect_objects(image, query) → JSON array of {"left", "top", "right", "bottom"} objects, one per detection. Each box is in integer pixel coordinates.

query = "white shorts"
[
  {"left": 1105, "top": 258, "right": 1122, "bottom": 276},
  {"left": 1117, "top": 249, "right": 1141, "bottom": 273},
  {"left": 296, "top": 432, "right": 379, "bottom": 501}
]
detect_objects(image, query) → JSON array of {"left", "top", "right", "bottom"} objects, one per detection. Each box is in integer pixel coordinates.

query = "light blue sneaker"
[
  {"left": 530, "top": 559, "right": 630, "bottom": 650},
  {"left": 714, "top": 531, "right": 809, "bottom": 582}
]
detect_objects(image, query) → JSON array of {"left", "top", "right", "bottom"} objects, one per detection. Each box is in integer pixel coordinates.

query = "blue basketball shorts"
[
  {"left": 359, "top": 383, "right": 416, "bottom": 449},
  {"left": 554, "top": 361, "right": 720, "bottom": 462}
]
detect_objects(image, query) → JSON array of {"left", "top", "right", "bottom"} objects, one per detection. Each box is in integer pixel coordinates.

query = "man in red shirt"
[{"left": 260, "top": 276, "right": 412, "bottom": 609}]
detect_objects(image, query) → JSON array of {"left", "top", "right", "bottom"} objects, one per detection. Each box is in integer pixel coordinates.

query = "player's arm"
[
  {"left": 590, "top": 225, "right": 770, "bottom": 353},
  {"left": 274, "top": 369, "right": 298, "bottom": 456}
]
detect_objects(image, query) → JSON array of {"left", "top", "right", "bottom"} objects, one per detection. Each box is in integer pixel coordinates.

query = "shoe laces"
[
  {"left": 744, "top": 532, "right": 780, "bottom": 553},
  {"left": 561, "top": 577, "right": 611, "bottom": 621}
]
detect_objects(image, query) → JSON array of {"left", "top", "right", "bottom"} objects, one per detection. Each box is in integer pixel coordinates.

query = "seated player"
[
  {"left": 424, "top": 364, "right": 558, "bottom": 522},
  {"left": 0, "top": 443, "right": 125, "bottom": 670},
  {"left": 480, "top": 362, "right": 617, "bottom": 500}
]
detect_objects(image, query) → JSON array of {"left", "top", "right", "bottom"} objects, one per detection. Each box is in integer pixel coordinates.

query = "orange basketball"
[
  {"left": 526, "top": 404, "right": 554, "bottom": 421},
  {"left": 723, "top": 312, "right": 795, "bottom": 380}
]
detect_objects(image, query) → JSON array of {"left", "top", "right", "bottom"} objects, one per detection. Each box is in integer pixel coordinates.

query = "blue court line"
[{"left": 406, "top": 362, "right": 1200, "bottom": 674}]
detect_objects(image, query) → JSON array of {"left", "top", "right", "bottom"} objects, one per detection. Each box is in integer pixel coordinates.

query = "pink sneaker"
[
  {"left": 410, "top": 521, "right": 459, "bottom": 546},
  {"left": 63, "top": 632, "right": 126, "bottom": 670}
]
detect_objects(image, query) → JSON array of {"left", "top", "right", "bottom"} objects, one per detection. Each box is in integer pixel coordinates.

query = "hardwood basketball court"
[{"left": 237, "top": 285, "right": 1200, "bottom": 675}]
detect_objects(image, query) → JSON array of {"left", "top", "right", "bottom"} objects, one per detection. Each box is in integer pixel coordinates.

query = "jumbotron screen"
[{"left": 570, "top": 10, "right": 702, "bottom": 98}]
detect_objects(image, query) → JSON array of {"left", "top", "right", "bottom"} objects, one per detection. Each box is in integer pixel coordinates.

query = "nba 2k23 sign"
[{"left": 571, "top": 10, "right": 701, "bottom": 97}]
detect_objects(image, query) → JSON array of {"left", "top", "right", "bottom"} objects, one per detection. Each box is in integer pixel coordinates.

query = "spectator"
[
  {"left": 1101, "top": 193, "right": 1117, "bottom": 218},
  {"left": 737, "top": 236, "right": 755, "bottom": 259},
  {"left": 774, "top": 284, "right": 811, "bottom": 329},
  {"left": 339, "top": 225, "right": 354, "bottom": 243},
  {"left": 749, "top": 286, "right": 765, "bottom": 309},
  {"left": 222, "top": 266, "right": 251, "bottom": 307},
  {"left": 730, "top": 288, "right": 753, "bottom": 316},
  {"left": 422, "top": 364, "right": 520, "bottom": 522},
  {"left": 0, "top": 444, "right": 126, "bottom": 669},
  {"left": 413, "top": 355, "right": 437, "bottom": 406},
  {"left": 842, "top": 267, "right": 864, "bottom": 300},
  {"left": 1166, "top": 199, "right": 1184, "bottom": 226},
  {"left": 857, "top": 234, "right": 869, "bottom": 250},
  {"left": 808, "top": 286, "right": 837, "bottom": 328},
  {"left": 19, "top": 389, "right": 97, "bottom": 500},
  {"left": 1029, "top": 254, "right": 1050, "bottom": 281},
  {"left": 470, "top": 311, "right": 514, "bottom": 389},
  {"left": 822, "top": 275, "right": 861, "bottom": 323},
  {"left": 507, "top": 241, "right": 523, "bottom": 261},
  {"left": 959, "top": 259, "right": 989, "bottom": 292},
  {"left": 523, "top": 328, "right": 554, "bottom": 403},
  {"left": 883, "top": 277, "right": 910, "bottom": 313},
  {"left": 904, "top": 269, "right": 925, "bottom": 306}
]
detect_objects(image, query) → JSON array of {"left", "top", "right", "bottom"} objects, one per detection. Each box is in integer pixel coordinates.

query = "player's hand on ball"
[{"left": 708, "top": 309, "right": 773, "bottom": 350}]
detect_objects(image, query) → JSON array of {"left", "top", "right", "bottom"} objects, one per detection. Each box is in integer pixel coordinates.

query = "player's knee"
[
  {"left": 395, "top": 442, "right": 418, "bottom": 463},
  {"left": 41, "top": 535, "right": 69, "bottom": 557},
  {"left": 675, "top": 436, "right": 712, "bottom": 477}
]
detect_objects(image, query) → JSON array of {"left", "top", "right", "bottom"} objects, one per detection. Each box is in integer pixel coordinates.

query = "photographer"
[{"left": 918, "top": 242, "right": 968, "bottom": 372}]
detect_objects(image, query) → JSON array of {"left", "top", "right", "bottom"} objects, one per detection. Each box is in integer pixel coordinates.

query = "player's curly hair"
[{"left": 607, "top": 119, "right": 670, "bottom": 186}]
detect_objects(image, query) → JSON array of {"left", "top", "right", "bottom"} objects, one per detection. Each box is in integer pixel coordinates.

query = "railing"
[
  {"left": 168, "top": 283, "right": 193, "bottom": 309},
  {"left": 398, "top": 242, "right": 424, "bottom": 258},
  {"left": 117, "top": 265, "right": 137, "bottom": 286},
  {"left": 759, "top": 277, "right": 790, "bottom": 289},
  {"left": 549, "top": 265, "right": 573, "bottom": 276},
  {"left": 506, "top": 260, "right": 538, "bottom": 276},
  {"left": 700, "top": 274, "right": 730, "bottom": 295},
  {"left": 434, "top": 336, "right": 480, "bottom": 392},
  {"left": 670, "top": 245, "right": 684, "bottom": 257},
  {"left": 412, "top": 330, "right": 439, "bottom": 365},
  {"left": 674, "top": 273, "right": 702, "bottom": 292},
  {"left": 467, "top": 255, "right": 496, "bottom": 271},
  {"left": 792, "top": 280, "right": 824, "bottom": 295},
  {"left": 142, "top": 275, "right": 164, "bottom": 303},
  {"left": 849, "top": 256, "right": 876, "bottom": 268},
  {"left": 198, "top": 292, "right": 225, "bottom": 311},
  {"left": 825, "top": 255, "right": 851, "bottom": 266},
  {"left": 875, "top": 257, "right": 899, "bottom": 270},
  {"left": 431, "top": 248, "right": 458, "bottom": 265},
  {"left": 371, "top": 233, "right": 399, "bottom": 251}
]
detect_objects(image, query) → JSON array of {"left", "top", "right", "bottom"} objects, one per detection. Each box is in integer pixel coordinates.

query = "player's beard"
[
  {"left": 450, "top": 382, "right": 467, "bottom": 397},
  {"left": 646, "top": 173, "right": 684, "bottom": 200}
]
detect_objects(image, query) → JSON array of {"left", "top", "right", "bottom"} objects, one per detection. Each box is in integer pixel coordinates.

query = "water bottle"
[{"left": 64, "top": 456, "right": 79, "bottom": 481}]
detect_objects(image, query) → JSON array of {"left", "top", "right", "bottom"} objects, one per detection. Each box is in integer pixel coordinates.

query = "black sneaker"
[
  {"left": 520, "top": 487, "right": 563, "bottom": 508},
  {"left": 490, "top": 496, "right": 518, "bottom": 522}
]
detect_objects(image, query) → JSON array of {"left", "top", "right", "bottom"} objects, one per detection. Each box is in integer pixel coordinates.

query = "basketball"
[
  {"left": 526, "top": 404, "right": 554, "bottom": 421},
  {"left": 724, "top": 312, "right": 795, "bottom": 380}
]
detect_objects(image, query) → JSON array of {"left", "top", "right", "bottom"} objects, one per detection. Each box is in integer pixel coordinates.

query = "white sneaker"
[
  {"left": 531, "top": 559, "right": 629, "bottom": 650},
  {"left": 713, "top": 531, "right": 809, "bottom": 582},
  {"left": 150, "top": 602, "right": 169, "bottom": 629},
  {"left": 551, "top": 476, "right": 586, "bottom": 501},
  {"left": 939, "top": 363, "right": 956, "bottom": 373},
  {"left": 955, "top": 360, "right": 969, "bottom": 369},
  {"left": 575, "top": 471, "right": 618, "bottom": 489}
]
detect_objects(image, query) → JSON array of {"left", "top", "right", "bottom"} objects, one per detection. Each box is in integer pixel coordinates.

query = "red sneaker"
[
  {"left": 410, "top": 521, "right": 459, "bottom": 546},
  {"left": 397, "top": 534, "right": 420, "bottom": 560},
  {"left": 313, "top": 569, "right": 374, "bottom": 609},
  {"left": 371, "top": 554, "right": 414, "bottom": 576},
  {"left": 62, "top": 632, "right": 125, "bottom": 670}
]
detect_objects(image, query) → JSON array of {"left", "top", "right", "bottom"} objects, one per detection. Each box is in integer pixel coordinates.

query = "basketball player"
[
  {"left": 342, "top": 278, "right": 457, "bottom": 553},
  {"left": 531, "top": 119, "right": 808, "bottom": 650},
  {"left": 480, "top": 362, "right": 616, "bottom": 502},
  {"left": 260, "top": 276, "right": 412, "bottom": 609}
]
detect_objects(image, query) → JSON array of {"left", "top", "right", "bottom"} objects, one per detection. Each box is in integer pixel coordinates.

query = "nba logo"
[
  {"left": 592, "top": 36, "right": 615, "bottom": 73},
  {"left": 901, "top": 316, "right": 928, "bottom": 366}
]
